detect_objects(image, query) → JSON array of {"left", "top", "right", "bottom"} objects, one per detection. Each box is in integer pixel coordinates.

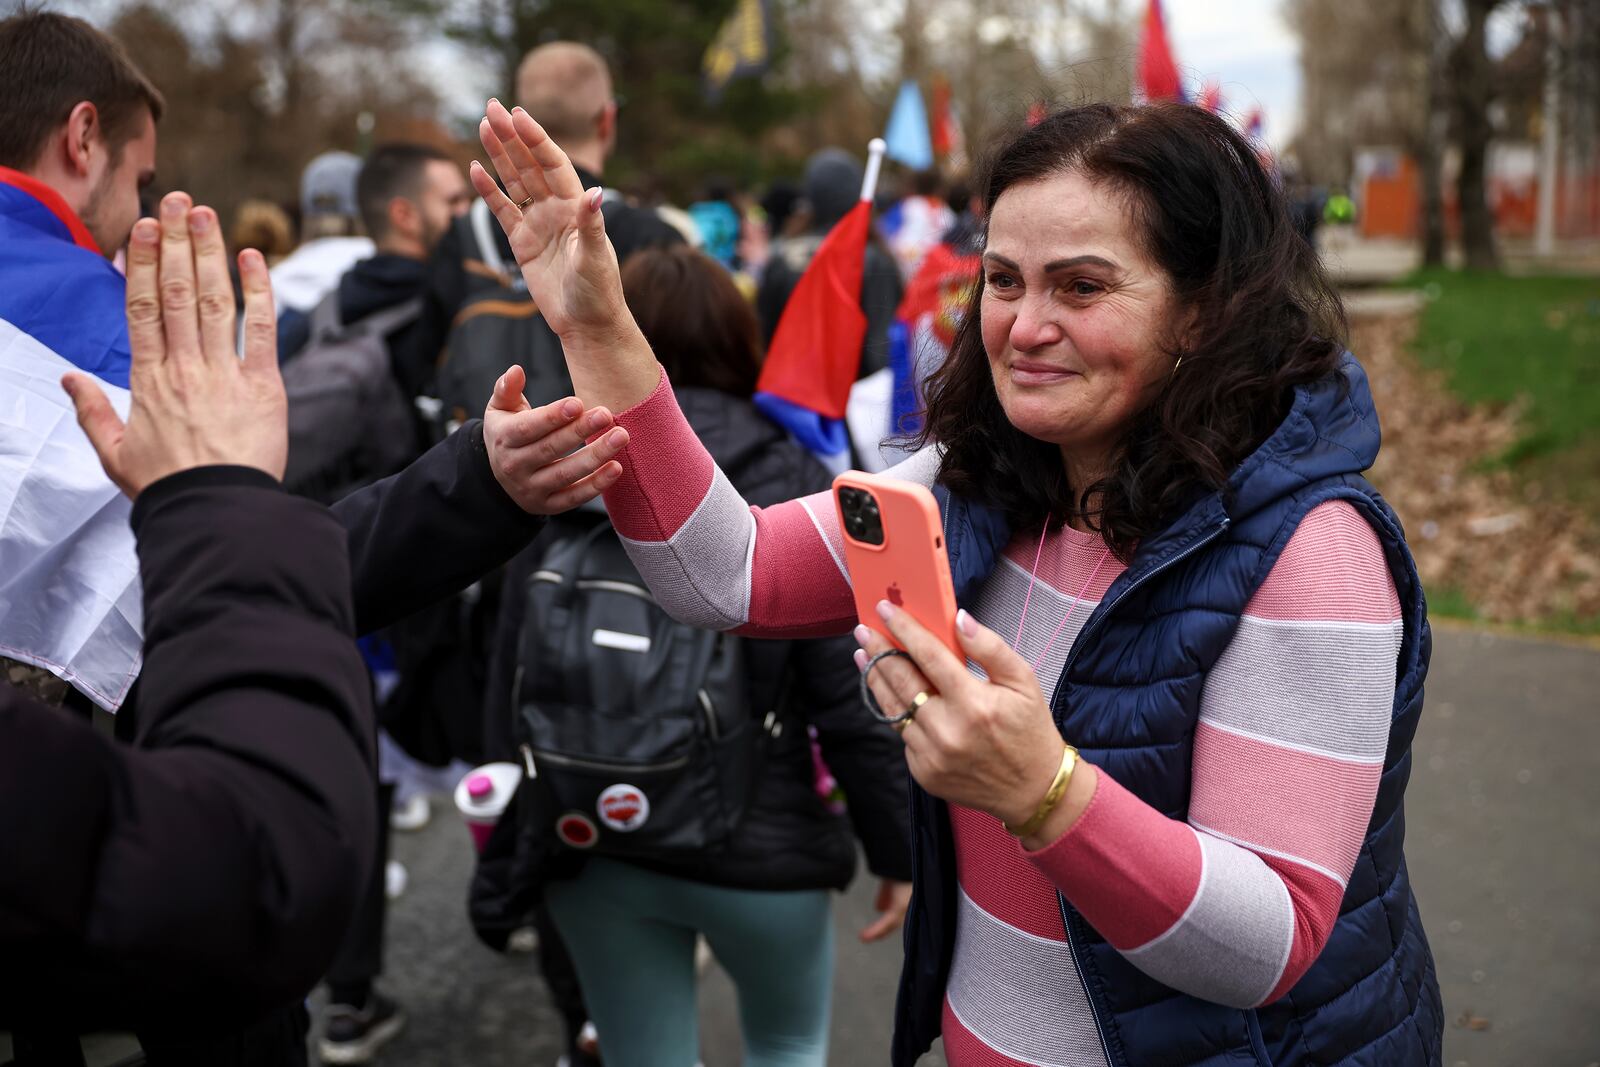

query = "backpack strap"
[
  {"left": 308, "top": 290, "right": 344, "bottom": 342},
  {"left": 352, "top": 295, "right": 425, "bottom": 340},
  {"left": 470, "top": 198, "right": 510, "bottom": 278}
]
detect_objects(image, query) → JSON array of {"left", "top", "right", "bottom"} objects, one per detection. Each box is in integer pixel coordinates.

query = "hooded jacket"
[{"left": 893, "top": 355, "right": 1443, "bottom": 1066}]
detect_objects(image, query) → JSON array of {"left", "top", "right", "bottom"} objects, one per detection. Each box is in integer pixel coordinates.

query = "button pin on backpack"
[
  {"left": 597, "top": 784, "right": 650, "bottom": 832},
  {"left": 556, "top": 813, "right": 599, "bottom": 848}
]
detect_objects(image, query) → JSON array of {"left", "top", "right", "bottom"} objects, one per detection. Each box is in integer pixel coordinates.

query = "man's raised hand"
[{"left": 63, "top": 191, "right": 287, "bottom": 498}]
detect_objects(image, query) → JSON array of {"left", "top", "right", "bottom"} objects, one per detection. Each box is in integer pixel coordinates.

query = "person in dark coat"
[
  {"left": 396, "top": 41, "right": 682, "bottom": 385},
  {"left": 276, "top": 139, "right": 476, "bottom": 1063},
  {"left": 1, "top": 194, "right": 633, "bottom": 1065},
  {"left": 476, "top": 246, "right": 913, "bottom": 1067},
  {"left": 0, "top": 203, "right": 368, "bottom": 1053}
]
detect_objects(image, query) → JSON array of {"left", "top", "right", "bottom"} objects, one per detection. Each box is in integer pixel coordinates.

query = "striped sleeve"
[
  {"left": 603, "top": 370, "right": 941, "bottom": 638},
  {"left": 1024, "top": 500, "right": 1401, "bottom": 1007}
]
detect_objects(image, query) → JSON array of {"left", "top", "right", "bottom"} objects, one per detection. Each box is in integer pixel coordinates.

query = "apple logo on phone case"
[{"left": 887, "top": 583, "right": 905, "bottom": 607}]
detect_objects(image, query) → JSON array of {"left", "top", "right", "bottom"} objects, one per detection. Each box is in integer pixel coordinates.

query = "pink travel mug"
[{"left": 453, "top": 762, "right": 523, "bottom": 852}]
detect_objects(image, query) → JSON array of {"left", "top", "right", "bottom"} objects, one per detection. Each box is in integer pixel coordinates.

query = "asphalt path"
[
  {"left": 293, "top": 623, "right": 1598, "bottom": 1067},
  {"left": 10, "top": 625, "right": 1594, "bottom": 1066}
]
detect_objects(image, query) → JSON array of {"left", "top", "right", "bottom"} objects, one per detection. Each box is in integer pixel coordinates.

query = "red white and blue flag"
[
  {"left": 1, "top": 167, "right": 142, "bottom": 710},
  {"left": 753, "top": 141, "right": 886, "bottom": 464}
]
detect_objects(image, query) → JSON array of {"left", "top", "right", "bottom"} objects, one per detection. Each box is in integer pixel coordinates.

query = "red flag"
[
  {"left": 755, "top": 200, "right": 869, "bottom": 421},
  {"left": 931, "top": 76, "right": 957, "bottom": 157},
  {"left": 1138, "top": 0, "right": 1184, "bottom": 101}
]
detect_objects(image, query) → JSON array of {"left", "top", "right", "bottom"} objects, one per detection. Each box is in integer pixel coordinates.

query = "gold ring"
[
  {"left": 903, "top": 691, "right": 930, "bottom": 721},
  {"left": 517, "top": 195, "right": 535, "bottom": 211}
]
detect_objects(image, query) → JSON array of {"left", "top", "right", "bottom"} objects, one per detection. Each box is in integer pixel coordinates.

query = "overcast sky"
[
  {"left": 419, "top": 0, "right": 1310, "bottom": 155},
  {"left": 1162, "top": 0, "right": 1302, "bottom": 151}
]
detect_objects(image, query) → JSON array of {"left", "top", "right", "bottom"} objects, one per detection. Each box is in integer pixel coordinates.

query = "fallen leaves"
[{"left": 1354, "top": 307, "right": 1600, "bottom": 624}]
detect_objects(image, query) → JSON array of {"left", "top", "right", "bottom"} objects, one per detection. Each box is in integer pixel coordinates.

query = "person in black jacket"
[
  {"left": 478, "top": 246, "right": 913, "bottom": 1067},
  {"left": 0, "top": 207, "right": 369, "bottom": 1052},
  {"left": 276, "top": 140, "right": 477, "bottom": 1062},
  {"left": 2, "top": 194, "right": 634, "bottom": 1065}
]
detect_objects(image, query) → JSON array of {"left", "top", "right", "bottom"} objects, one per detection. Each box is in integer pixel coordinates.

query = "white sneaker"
[
  {"left": 384, "top": 860, "right": 408, "bottom": 900},
  {"left": 507, "top": 925, "right": 540, "bottom": 954},
  {"left": 390, "top": 793, "right": 430, "bottom": 832}
]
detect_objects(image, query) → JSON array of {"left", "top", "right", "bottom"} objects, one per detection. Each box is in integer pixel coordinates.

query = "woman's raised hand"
[
  {"left": 470, "top": 99, "right": 662, "bottom": 414},
  {"left": 471, "top": 99, "right": 626, "bottom": 344}
]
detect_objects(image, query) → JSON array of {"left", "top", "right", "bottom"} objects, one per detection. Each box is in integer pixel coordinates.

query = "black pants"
[
  {"left": 135, "top": 1003, "right": 310, "bottom": 1067},
  {"left": 325, "top": 781, "right": 394, "bottom": 1007}
]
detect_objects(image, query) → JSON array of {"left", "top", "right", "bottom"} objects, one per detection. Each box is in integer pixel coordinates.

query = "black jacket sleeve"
[
  {"left": 793, "top": 635, "right": 915, "bottom": 882},
  {"left": 333, "top": 419, "right": 545, "bottom": 635},
  {"left": 0, "top": 466, "right": 374, "bottom": 1034}
]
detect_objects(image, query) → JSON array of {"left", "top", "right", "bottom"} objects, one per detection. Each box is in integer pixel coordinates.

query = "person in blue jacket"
[{"left": 0, "top": 11, "right": 160, "bottom": 391}]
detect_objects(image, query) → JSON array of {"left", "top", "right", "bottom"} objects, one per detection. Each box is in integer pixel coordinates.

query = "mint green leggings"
[{"left": 544, "top": 857, "right": 834, "bottom": 1067}]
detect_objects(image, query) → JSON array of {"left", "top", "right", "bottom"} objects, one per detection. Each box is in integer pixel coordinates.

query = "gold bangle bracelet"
[{"left": 1005, "top": 744, "right": 1079, "bottom": 839}]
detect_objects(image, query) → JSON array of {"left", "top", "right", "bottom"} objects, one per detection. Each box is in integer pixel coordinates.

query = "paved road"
[
  {"left": 9, "top": 625, "right": 1592, "bottom": 1065},
  {"left": 294, "top": 624, "right": 1597, "bottom": 1067}
]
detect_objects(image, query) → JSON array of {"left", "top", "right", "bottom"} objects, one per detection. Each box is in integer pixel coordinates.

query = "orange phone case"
[{"left": 831, "top": 471, "right": 961, "bottom": 656}]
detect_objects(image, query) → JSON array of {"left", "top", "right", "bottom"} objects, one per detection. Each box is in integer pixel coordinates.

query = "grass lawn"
[
  {"left": 1404, "top": 267, "right": 1600, "bottom": 511},
  {"left": 1402, "top": 268, "right": 1600, "bottom": 631}
]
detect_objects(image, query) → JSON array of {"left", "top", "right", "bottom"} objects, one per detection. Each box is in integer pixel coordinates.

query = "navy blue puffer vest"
[{"left": 892, "top": 355, "right": 1443, "bottom": 1066}]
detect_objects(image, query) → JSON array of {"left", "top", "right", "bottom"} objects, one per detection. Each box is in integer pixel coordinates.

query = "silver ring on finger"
[{"left": 860, "top": 648, "right": 922, "bottom": 725}]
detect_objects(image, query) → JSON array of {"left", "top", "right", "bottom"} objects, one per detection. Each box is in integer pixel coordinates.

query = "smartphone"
[{"left": 832, "top": 471, "right": 960, "bottom": 656}]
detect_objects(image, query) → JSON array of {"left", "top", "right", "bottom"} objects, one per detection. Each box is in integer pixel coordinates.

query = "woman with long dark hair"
[{"left": 470, "top": 98, "right": 1442, "bottom": 1066}]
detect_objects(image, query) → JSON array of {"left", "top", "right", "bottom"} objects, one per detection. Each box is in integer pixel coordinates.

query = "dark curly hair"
[{"left": 918, "top": 102, "right": 1347, "bottom": 558}]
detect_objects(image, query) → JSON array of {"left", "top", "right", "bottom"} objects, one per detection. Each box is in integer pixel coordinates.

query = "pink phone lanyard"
[{"left": 1012, "top": 520, "right": 1114, "bottom": 674}]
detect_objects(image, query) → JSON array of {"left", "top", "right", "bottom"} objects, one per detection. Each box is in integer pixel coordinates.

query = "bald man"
[
  {"left": 514, "top": 42, "right": 615, "bottom": 175},
  {"left": 394, "top": 41, "right": 680, "bottom": 409}
]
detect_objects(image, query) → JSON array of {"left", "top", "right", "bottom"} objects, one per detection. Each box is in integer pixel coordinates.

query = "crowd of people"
[{"left": 2, "top": 9, "right": 1446, "bottom": 1067}]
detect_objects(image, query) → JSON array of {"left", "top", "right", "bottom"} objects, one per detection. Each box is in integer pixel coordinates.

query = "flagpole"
[{"left": 861, "top": 138, "right": 887, "bottom": 204}]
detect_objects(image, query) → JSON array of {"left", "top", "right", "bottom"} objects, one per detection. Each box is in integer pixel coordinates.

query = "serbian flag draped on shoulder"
[
  {"left": 754, "top": 138, "right": 887, "bottom": 471},
  {"left": 0, "top": 165, "right": 142, "bottom": 711}
]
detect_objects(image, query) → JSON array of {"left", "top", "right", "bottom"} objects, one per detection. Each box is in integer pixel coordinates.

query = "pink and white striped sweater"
[{"left": 604, "top": 374, "right": 1402, "bottom": 1066}]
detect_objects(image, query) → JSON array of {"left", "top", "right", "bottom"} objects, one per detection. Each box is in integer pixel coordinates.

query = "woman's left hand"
[
  {"left": 859, "top": 879, "right": 913, "bottom": 943},
  {"left": 854, "top": 604, "right": 1074, "bottom": 831}
]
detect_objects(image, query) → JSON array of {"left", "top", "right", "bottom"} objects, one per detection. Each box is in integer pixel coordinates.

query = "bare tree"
[{"left": 1449, "top": 0, "right": 1504, "bottom": 270}]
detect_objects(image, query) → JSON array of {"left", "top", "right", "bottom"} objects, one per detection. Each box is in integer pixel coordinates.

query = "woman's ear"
[{"left": 1172, "top": 300, "right": 1201, "bottom": 354}]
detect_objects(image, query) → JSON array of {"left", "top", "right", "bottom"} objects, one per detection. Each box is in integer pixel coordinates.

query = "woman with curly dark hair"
[{"left": 470, "top": 97, "right": 1443, "bottom": 1066}]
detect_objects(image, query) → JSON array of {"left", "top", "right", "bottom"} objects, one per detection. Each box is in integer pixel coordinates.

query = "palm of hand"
[
  {"left": 473, "top": 102, "right": 624, "bottom": 342},
  {"left": 507, "top": 209, "right": 592, "bottom": 339}
]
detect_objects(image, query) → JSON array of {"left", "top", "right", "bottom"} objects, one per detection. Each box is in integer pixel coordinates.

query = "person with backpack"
[
  {"left": 279, "top": 142, "right": 472, "bottom": 502},
  {"left": 475, "top": 246, "right": 915, "bottom": 1067},
  {"left": 270, "top": 141, "right": 474, "bottom": 1064},
  {"left": 398, "top": 41, "right": 682, "bottom": 405}
]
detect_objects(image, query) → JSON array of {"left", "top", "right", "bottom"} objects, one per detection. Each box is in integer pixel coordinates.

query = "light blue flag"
[{"left": 884, "top": 80, "right": 933, "bottom": 171}]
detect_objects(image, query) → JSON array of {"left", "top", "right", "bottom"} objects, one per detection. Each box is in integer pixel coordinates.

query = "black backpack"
[
  {"left": 422, "top": 199, "right": 576, "bottom": 440},
  {"left": 282, "top": 292, "right": 422, "bottom": 503},
  {"left": 512, "top": 511, "right": 779, "bottom": 857}
]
